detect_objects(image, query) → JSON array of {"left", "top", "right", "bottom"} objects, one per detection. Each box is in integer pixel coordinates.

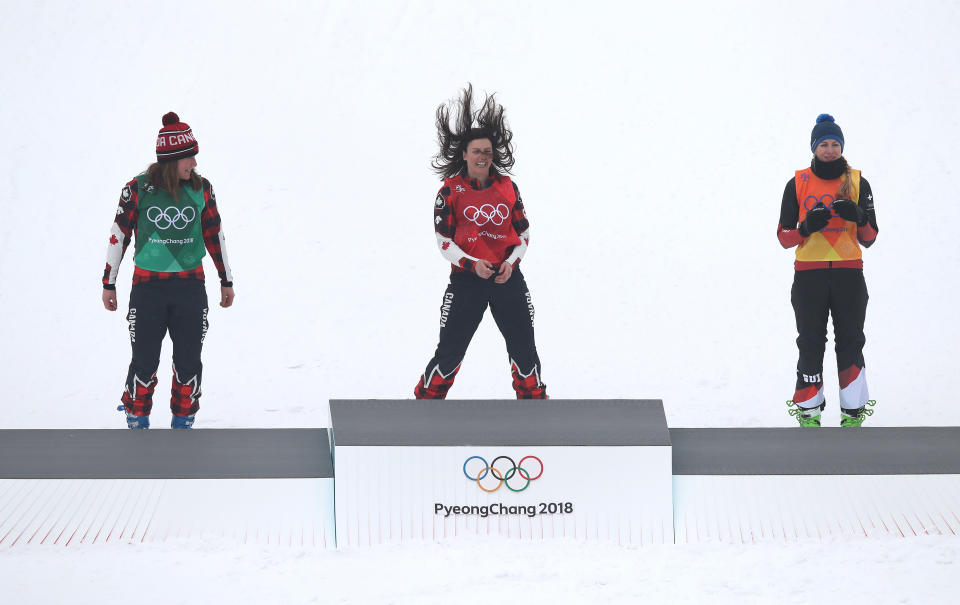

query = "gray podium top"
[
  {"left": 329, "top": 399, "right": 670, "bottom": 446},
  {"left": 0, "top": 429, "right": 334, "bottom": 479},
  {"left": 671, "top": 427, "right": 960, "bottom": 475}
]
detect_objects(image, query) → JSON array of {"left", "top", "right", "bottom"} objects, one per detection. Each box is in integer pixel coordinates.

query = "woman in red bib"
[
  {"left": 414, "top": 85, "right": 547, "bottom": 399},
  {"left": 777, "top": 114, "right": 879, "bottom": 427}
]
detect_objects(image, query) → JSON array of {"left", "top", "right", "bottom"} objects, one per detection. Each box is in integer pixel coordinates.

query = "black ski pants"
[
  {"left": 122, "top": 279, "right": 209, "bottom": 416},
  {"left": 791, "top": 268, "right": 868, "bottom": 382},
  {"left": 422, "top": 268, "right": 541, "bottom": 380}
]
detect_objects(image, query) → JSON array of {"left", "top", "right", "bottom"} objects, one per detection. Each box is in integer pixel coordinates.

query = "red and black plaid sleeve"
[
  {"left": 102, "top": 178, "right": 139, "bottom": 289},
  {"left": 434, "top": 185, "right": 476, "bottom": 272},
  {"left": 200, "top": 178, "right": 233, "bottom": 286},
  {"left": 511, "top": 182, "right": 530, "bottom": 235},
  {"left": 434, "top": 185, "right": 455, "bottom": 238},
  {"left": 502, "top": 181, "right": 530, "bottom": 266}
]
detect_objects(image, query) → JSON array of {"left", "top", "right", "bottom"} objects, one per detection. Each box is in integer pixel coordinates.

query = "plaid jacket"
[
  {"left": 434, "top": 173, "right": 530, "bottom": 273},
  {"left": 102, "top": 175, "right": 233, "bottom": 289}
]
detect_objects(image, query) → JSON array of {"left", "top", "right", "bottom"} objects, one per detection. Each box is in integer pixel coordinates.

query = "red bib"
[{"left": 446, "top": 175, "right": 522, "bottom": 264}]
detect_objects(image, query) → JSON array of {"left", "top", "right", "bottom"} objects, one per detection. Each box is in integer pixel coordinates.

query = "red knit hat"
[{"left": 155, "top": 112, "right": 199, "bottom": 162}]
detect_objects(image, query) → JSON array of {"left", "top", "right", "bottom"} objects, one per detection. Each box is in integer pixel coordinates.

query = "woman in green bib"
[{"left": 102, "top": 112, "right": 235, "bottom": 429}]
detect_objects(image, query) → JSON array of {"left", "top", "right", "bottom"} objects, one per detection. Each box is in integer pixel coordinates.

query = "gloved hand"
[
  {"left": 832, "top": 199, "right": 867, "bottom": 226},
  {"left": 799, "top": 202, "right": 832, "bottom": 237}
]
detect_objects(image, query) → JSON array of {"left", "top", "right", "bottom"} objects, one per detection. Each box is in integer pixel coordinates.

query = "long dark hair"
[
  {"left": 432, "top": 83, "right": 515, "bottom": 179},
  {"left": 145, "top": 161, "right": 201, "bottom": 202}
]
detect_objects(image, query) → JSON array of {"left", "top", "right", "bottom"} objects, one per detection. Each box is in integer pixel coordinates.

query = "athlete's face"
[
  {"left": 463, "top": 138, "right": 493, "bottom": 180},
  {"left": 177, "top": 156, "right": 197, "bottom": 181},
  {"left": 814, "top": 139, "right": 842, "bottom": 162}
]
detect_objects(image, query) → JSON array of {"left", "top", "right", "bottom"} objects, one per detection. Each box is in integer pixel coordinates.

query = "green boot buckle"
[
  {"left": 786, "top": 400, "right": 825, "bottom": 427},
  {"left": 840, "top": 400, "right": 877, "bottom": 427}
]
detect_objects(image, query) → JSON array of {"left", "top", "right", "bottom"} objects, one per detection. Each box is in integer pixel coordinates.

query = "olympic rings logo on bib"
[
  {"left": 462, "top": 455, "right": 543, "bottom": 493},
  {"left": 146, "top": 205, "right": 197, "bottom": 230},
  {"left": 803, "top": 194, "right": 836, "bottom": 212},
  {"left": 463, "top": 204, "right": 509, "bottom": 227}
]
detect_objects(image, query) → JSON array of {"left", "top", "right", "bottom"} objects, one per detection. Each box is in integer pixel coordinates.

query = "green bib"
[{"left": 133, "top": 174, "right": 206, "bottom": 272}]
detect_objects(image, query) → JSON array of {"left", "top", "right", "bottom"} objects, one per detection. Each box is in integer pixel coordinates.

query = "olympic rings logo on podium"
[{"left": 462, "top": 455, "right": 544, "bottom": 493}]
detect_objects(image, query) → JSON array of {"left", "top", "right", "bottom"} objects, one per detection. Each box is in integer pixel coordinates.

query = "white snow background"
[{"left": 2, "top": 0, "right": 959, "bottom": 603}]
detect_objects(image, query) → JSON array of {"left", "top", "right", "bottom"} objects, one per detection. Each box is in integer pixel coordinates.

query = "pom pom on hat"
[
  {"left": 155, "top": 111, "right": 199, "bottom": 162},
  {"left": 810, "top": 113, "right": 844, "bottom": 152}
]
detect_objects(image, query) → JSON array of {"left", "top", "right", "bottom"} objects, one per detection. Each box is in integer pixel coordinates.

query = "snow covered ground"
[
  {"left": 2, "top": 0, "right": 959, "bottom": 602},
  {"left": 3, "top": 535, "right": 959, "bottom": 604}
]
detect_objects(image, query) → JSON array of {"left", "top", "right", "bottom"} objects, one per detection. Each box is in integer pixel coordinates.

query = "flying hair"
[{"left": 432, "top": 83, "right": 515, "bottom": 179}]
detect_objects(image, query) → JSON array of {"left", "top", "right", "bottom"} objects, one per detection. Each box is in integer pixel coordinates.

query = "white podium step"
[
  {"left": 670, "top": 427, "right": 960, "bottom": 543},
  {"left": 329, "top": 399, "right": 672, "bottom": 547},
  {"left": 0, "top": 429, "right": 336, "bottom": 548}
]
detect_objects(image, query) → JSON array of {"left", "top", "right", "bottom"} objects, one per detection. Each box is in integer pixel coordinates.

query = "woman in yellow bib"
[{"left": 777, "top": 114, "right": 879, "bottom": 427}]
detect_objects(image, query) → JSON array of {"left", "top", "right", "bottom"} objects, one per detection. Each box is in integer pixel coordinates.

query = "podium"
[
  {"left": 6, "top": 414, "right": 959, "bottom": 549},
  {"left": 671, "top": 427, "right": 960, "bottom": 543},
  {"left": 0, "top": 429, "right": 336, "bottom": 547},
  {"left": 329, "top": 399, "right": 673, "bottom": 547}
]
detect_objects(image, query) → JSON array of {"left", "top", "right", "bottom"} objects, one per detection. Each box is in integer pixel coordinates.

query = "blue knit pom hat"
[{"left": 810, "top": 114, "right": 844, "bottom": 152}]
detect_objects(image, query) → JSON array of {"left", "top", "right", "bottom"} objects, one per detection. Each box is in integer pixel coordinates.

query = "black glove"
[
  {"left": 799, "top": 202, "right": 832, "bottom": 236},
  {"left": 832, "top": 199, "right": 867, "bottom": 226}
]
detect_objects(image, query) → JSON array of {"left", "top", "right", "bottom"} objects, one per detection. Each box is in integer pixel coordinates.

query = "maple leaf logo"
[
  {"left": 110, "top": 234, "right": 119, "bottom": 245},
  {"left": 442, "top": 241, "right": 450, "bottom": 250}
]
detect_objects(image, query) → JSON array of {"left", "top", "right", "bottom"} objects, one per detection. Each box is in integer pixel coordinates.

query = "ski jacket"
[
  {"left": 433, "top": 173, "right": 530, "bottom": 273},
  {"left": 777, "top": 159, "right": 878, "bottom": 270},
  {"left": 102, "top": 175, "right": 233, "bottom": 289}
]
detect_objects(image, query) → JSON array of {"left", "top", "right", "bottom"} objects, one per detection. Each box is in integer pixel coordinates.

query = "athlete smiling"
[
  {"left": 414, "top": 85, "right": 547, "bottom": 400},
  {"left": 102, "top": 112, "right": 234, "bottom": 429},
  {"left": 778, "top": 114, "right": 879, "bottom": 428}
]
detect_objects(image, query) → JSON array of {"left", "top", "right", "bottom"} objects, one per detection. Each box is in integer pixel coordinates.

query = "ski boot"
[
  {"left": 171, "top": 414, "right": 195, "bottom": 429},
  {"left": 787, "top": 400, "right": 825, "bottom": 427},
  {"left": 118, "top": 405, "right": 149, "bottom": 429},
  {"left": 840, "top": 400, "right": 876, "bottom": 428}
]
